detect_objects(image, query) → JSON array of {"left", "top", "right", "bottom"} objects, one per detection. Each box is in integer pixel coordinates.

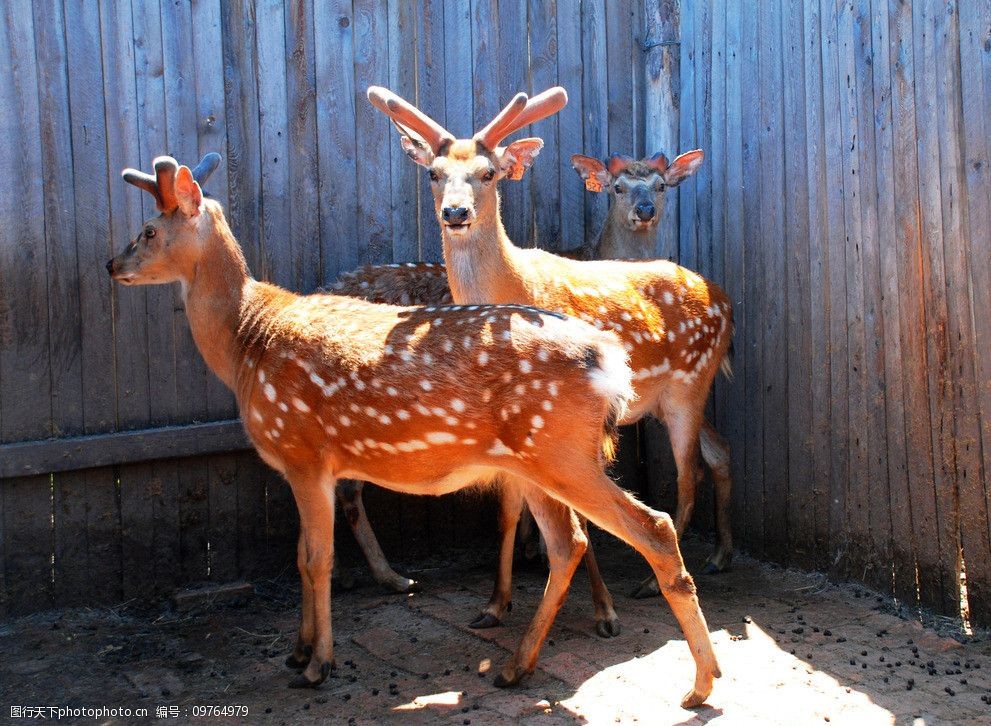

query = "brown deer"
[
  {"left": 570, "top": 151, "right": 704, "bottom": 260},
  {"left": 367, "top": 85, "right": 735, "bottom": 604},
  {"left": 328, "top": 156, "right": 732, "bottom": 605},
  {"left": 107, "top": 153, "right": 720, "bottom": 706}
]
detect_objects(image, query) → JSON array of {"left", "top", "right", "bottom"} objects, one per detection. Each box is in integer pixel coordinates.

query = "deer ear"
[
  {"left": 571, "top": 154, "right": 611, "bottom": 192},
  {"left": 663, "top": 149, "right": 704, "bottom": 186},
  {"left": 174, "top": 166, "right": 203, "bottom": 217},
  {"left": 498, "top": 138, "right": 544, "bottom": 181},
  {"left": 400, "top": 135, "right": 434, "bottom": 167}
]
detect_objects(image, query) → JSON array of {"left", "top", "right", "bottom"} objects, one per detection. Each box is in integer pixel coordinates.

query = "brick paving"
[{"left": 1, "top": 535, "right": 989, "bottom": 724}]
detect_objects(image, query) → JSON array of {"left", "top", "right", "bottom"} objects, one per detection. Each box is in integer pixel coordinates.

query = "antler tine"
[
  {"left": 473, "top": 92, "right": 528, "bottom": 150},
  {"left": 367, "top": 86, "right": 454, "bottom": 154},
  {"left": 477, "top": 87, "right": 569, "bottom": 149},
  {"left": 153, "top": 156, "right": 180, "bottom": 213},
  {"left": 121, "top": 168, "right": 163, "bottom": 208},
  {"left": 191, "top": 152, "right": 222, "bottom": 186}
]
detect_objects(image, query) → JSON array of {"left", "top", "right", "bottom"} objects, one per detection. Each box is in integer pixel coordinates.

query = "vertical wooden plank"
[
  {"left": 643, "top": 0, "right": 680, "bottom": 260},
  {"left": 803, "top": 0, "right": 832, "bottom": 572},
  {"left": 720, "top": 3, "right": 747, "bottom": 550},
  {"left": 606, "top": 0, "right": 635, "bottom": 157},
  {"left": 0, "top": 1, "right": 54, "bottom": 611},
  {"left": 677, "top": 0, "right": 696, "bottom": 269},
  {"left": 256, "top": 0, "right": 292, "bottom": 285},
  {"left": 161, "top": 0, "right": 211, "bottom": 585},
  {"left": 529, "top": 0, "right": 562, "bottom": 252},
  {"left": 912, "top": 0, "right": 960, "bottom": 615},
  {"left": 354, "top": 0, "right": 394, "bottom": 265},
  {"left": 580, "top": 0, "right": 608, "bottom": 250},
  {"left": 221, "top": 0, "right": 263, "bottom": 276},
  {"left": 934, "top": 0, "right": 990, "bottom": 621},
  {"left": 738, "top": 0, "right": 764, "bottom": 558},
  {"left": 130, "top": 0, "right": 184, "bottom": 595},
  {"left": 835, "top": 0, "right": 869, "bottom": 581},
  {"left": 887, "top": 0, "right": 941, "bottom": 611},
  {"left": 314, "top": 0, "right": 358, "bottom": 278},
  {"left": 851, "top": 0, "right": 893, "bottom": 593},
  {"left": 442, "top": 0, "right": 472, "bottom": 138},
  {"left": 782, "top": 0, "right": 814, "bottom": 568},
  {"left": 869, "top": 0, "right": 915, "bottom": 606},
  {"left": 285, "top": 0, "right": 320, "bottom": 292},
  {"left": 958, "top": 0, "right": 991, "bottom": 625},
  {"left": 414, "top": 0, "right": 445, "bottom": 262},
  {"left": 557, "top": 0, "right": 585, "bottom": 254},
  {"left": 496, "top": 0, "right": 529, "bottom": 245},
  {"left": 56, "top": 0, "right": 123, "bottom": 605},
  {"left": 756, "top": 0, "right": 788, "bottom": 564},
  {"left": 389, "top": 0, "right": 419, "bottom": 264},
  {"left": 819, "top": 0, "right": 849, "bottom": 575}
]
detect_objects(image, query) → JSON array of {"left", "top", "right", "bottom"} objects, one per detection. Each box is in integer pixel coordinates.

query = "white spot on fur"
[
  {"left": 426, "top": 431, "right": 457, "bottom": 444},
  {"left": 663, "top": 290, "right": 674, "bottom": 305},
  {"left": 451, "top": 399, "right": 466, "bottom": 413},
  {"left": 263, "top": 383, "right": 276, "bottom": 402},
  {"left": 292, "top": 397, "right": 310, "bottom": 413},
  {"left": 477, "top": 351, "right": 489, "bottom": 366},
  {"left": 487, "top": 439, "right": 514, "bottom": 456},
  {"left": 420, "top": 380, "right": 433, "bottom": 391},
  {"left": 531, "top": 415, "right": 544, "bottom": 429},
  {"left": 339, "top": 415, "right": 352, "bottom": 426},
  {"left": 396, "top": 409, "right": 410, "bottom": 421}
]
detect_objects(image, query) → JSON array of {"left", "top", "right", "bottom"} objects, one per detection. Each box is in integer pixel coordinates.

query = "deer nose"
[
  {"left": 105, "top": 259, "right": 115, "bottom": 275},
  {"left": 635, "top": 202, "right": 656, "bottom": 221},
  {"left": 442, "top": 206, "right": 470, "bottom": 225}
]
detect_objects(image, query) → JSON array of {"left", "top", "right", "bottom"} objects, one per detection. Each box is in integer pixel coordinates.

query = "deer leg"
[
  {"left": 494, "top": 487, "right": 587, "bottom": 687},
  {"left": 286, "top": 530, "right": 315, "bottom": 670},
  {"left": 544, "top": 464, "right": 720, "bottom": 709},
  {"left": 287, "top": 475, "right": 337, "bottom": 689},
  {"left": 471, "top": 480, "right": 523, "bottom": 628},
  {"left": 338, "top": 479, "right": 419, "bottom": 593},
  {"left": 579, "top": 517, "right": 621, "bottom": 638},
  {"left": 699, "top": 420, "right": 733, "bottom": 574},
  {"left": 631, "top": 403, "right": 703, "bottom": 599}
]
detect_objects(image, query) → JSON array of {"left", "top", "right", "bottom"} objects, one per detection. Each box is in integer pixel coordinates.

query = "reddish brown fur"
[
  {"left": 108, "top": 154, "right": 640, "bottom": 695},
  {"left": 369, "top": 86, "right": 725, "bottom": 707}
]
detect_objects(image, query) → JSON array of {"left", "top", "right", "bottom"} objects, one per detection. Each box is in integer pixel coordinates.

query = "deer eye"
[
  {"left": 428, "top": 169, "right": 440, "bottom": 182},
  {"left": 144, "top": 227, "right": 156, "bottom": 238},
  {"left": 613, "top": 183, "right": 624, "bottom": 194},
  {"left": 480, "top": 168, "right": 495, "bottom": 182}
]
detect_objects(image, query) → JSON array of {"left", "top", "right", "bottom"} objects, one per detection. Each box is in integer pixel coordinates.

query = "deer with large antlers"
[
  {"left": 107, "top": 153, "right": 720, "bottom": 706},
  {"left": 366, "top": 85, "right": 735, "bottom": 608}
]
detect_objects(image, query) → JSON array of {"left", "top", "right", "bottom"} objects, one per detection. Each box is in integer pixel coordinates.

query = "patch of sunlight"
[
  {"left": 393, "top": 690, "right": 462, "bottom": 711},
  {"left": 477, "top": 657, "right": 492, "bottom": 674}
]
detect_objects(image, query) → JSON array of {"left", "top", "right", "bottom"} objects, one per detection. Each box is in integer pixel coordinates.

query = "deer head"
[
  {"left": 106, "top": 153, "right": 223, "bottom": 286},
  {"left": 571, "top": 150, "right": 704, "bottom": 231},
  {"left": 367, "top": 86, "right": 567, "bottom": 240}
]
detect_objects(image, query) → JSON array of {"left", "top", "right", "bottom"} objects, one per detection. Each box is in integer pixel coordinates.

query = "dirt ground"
[{"left": 1, "top": 535, "right": 989, "bottom": 725}]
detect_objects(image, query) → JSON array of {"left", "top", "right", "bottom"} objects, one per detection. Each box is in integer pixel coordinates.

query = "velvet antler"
[{"left": 121, "top": 153, "right": 222, "bottom": 212}]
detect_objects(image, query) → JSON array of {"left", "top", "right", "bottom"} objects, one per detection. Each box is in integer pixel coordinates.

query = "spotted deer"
[
  {"left": 107, "top": 153, "right": 720, "bottom": 706},
  {"left": 367, "top": 85, "right": 735, "bottom": 606}
]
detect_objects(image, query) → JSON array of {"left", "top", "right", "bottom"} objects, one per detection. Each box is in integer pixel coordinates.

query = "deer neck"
[
  {"left": 441, "top": 205, "right": 532, "bottom": 305},
  {"left": 596, "top": 204, "right": 659, "bottom": 260},
  {"left": 182, "top": 211, "right": 253, "bottom": 390}
]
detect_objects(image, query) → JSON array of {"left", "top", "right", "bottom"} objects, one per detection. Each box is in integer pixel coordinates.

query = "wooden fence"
[
  {"left": 0, "top": 0, "right": 647, "bottom": 614},
  {"left": 2, "top": 0, "right": 990, "bottom": 628},
  {"left": 665, "top": 0, "right": 991, "bottom": 626}
]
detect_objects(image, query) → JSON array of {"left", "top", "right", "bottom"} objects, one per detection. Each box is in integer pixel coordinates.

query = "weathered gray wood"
[
  {"left": 643, "top": 0, "right": 680, "bottom": 260},
  {"left": 414, "top": 0, "right": 445, "bottom": 262},
  {"left": 580, "top": 0, "right": 608, "bottom": 250},
  {"left": 782, "top": 0, "right": 814, "bottom": 568},
  {"left": 0, "top": 420, "right": 250, "bottom": 478},
  {"left": 556, "top": 0, "right": 586, "bottom": 255},
  {"left": 388, "top": 0, "right": 419, "bottom": 265},
  {"left": 498, "top": 0, "right": 530, "bottom": 246},
  {"left": 529, "top": 0, "right": 561, "bottom": 253},
  {"left": 957, "top": 0, "right": 991, "bottom": 626}
]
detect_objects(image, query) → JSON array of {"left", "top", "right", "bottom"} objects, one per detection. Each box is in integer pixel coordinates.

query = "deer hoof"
[
  {"left": 288, "top": 660, "right": 334, "bottom": 689},
  {"left": 680, "top": 687, "right": 710, "bottom": 709},
  {"left": 469, "top": 612, "right": 502, "bottom": 629},
  {"left": 703, "top": 552, "right": 733, "bottom": 575},
  {"left": 383, "top": 576, "right": 421, "bottom": 594},
  {"left": 284, "top": 644, "right": 312, "bottom": 670},
  {"left": 493, "top": 667, "right": 525, "bottom": 688},
  {"left": 595, "top": 617, "right": 622, "bottom": 639},
  {"left": 629, "top": 576, "right": 661, "bottom": 599}
]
